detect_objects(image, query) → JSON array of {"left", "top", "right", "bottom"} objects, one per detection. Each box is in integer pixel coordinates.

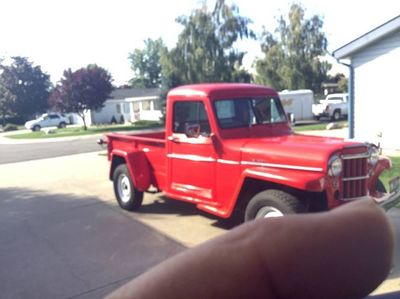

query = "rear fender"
[{"left": 110, "top": 150, "right": 151, "bottom": 192}]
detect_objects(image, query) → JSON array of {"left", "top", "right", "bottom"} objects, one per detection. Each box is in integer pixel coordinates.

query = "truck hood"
[{"left": 239, "top": 134, "right": 361, "bottom": 172}]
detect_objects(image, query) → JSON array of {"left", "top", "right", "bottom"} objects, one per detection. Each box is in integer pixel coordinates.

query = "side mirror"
[{"left": 185, "top": 123, "right": 201, "bottom": 138}]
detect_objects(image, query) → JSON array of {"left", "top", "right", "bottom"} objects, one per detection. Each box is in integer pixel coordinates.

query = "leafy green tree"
[
  {"left": 255, "top": 4, "right": 331, "bottom": 93},
  {"left": 161, "top": 0, "right": 254, "bottom": 89},
  {"left": 0, "top": 56, "right": 51, "bottom": 122},
  {"left": 0, "top": 80, "right": 15, "bottom": 126},
  {"left": 128, "top": 38, "right": 166, "bottom": 88},
  {"left": 49, "top": 65, "right": 114, "bottom": 130}
]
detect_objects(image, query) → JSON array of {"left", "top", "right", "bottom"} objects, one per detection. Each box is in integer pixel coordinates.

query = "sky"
[{"left": 1, "top": 0, "right": 399, "bottom": 86}]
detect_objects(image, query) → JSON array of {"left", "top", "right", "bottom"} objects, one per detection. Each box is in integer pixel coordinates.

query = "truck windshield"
[{"left": 214, "top": 97, "right": 287, "bottom": 129}]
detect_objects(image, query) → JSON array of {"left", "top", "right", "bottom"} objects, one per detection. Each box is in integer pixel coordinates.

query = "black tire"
[
  {"left": 332, "top": 110, "right": 341, "bottom": 121},
  {"left": 58, "top": 122, "right": 66, "bottom": 129},
  {"left": 313, "top": 115, "right": 320, "bottom": 121},
  {"left": 32, "top": 125, "right": 41, "bottom": 132},
  {"left": 113, "top": 164, "right": 143, "bottom": 211},
  {"left": 376, "top": 179, "right": 387, "bottom": 193},
  {"left": 245, "top": 189, "right": 305, "bottom": 221}
]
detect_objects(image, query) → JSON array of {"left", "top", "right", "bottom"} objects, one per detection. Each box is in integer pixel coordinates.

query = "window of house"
[
  {"left": 123, "top": 103, "right": 130, "bottom": 113},
  {"left": 173, "top": 101, "right": 211, "bottom": 136},
  {"left": 154, "top": 100, "right": 161, "bottom": 110},
  {"left": 142, "top": 100, "right": 151, "bottom": 111},
  {"left": 132, "top": 102, "right": 140, "bottom": 113},
  {"left": 116, "top": 104, "right": 121, "bottom": 114}
]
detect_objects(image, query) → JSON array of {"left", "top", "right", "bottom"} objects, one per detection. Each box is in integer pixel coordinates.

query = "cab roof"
[{"left": 168, "top": 83, "right": 278, "bottom": 99}]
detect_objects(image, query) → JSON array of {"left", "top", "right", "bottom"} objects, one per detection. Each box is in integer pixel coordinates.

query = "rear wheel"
[
  {"left": 58, "top": 122, "right": 66, "bottom": 128},
  {"left": 113, "top": 164, "right": 143, "bottom": 211},
  {"left": 245, "top": 189, "right": 305, "bottom": 221}
]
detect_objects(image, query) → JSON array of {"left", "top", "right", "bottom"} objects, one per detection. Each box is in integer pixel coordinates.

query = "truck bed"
[{"left": 106, "top": 129, "right": 167, "bottom": 190}]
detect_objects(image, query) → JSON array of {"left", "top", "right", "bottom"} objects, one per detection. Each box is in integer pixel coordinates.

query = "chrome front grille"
[{"left": 342, "top": 153, "right": 369, "bottom": 199}]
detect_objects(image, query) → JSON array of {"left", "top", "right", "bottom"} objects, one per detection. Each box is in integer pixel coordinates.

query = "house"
[
  {"left": 333, "top": 15, "right": 400, "bottom": 150},
  {"left": 89, "top": 88, "right": 162, "bottom": 124}
]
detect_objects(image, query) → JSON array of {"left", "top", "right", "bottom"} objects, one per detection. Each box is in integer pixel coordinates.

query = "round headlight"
[
  {"left": 369, "top": 147, "right": 379, "bottom": 166},
  {"left": 329, "top": 155, "right": 343, "bottom": 176}
]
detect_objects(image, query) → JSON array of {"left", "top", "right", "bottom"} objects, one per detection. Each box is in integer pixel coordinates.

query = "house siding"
[
  {"left": 352, "top": 30, "right": 400, "bottom": 67},
  {"left": 352, "top": 29, "right": 400, "bottom": 149}
]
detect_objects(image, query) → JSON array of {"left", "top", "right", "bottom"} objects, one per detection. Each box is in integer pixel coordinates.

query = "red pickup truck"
[{"left": 101, "top": 83, "right": 400, "bottom": 221}]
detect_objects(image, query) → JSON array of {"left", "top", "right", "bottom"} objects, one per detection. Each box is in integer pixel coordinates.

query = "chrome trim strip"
[
  {"left": 246, "top": 169, "right": 288, "bottom": 181},
  {"left": 241, "top": 161, "right": 323, "bottom": 172},
  {"left": 342, "top": 153, "right": 370, "bottom": 160},
  {"left": 342, "top": 175, "right": 369, "bottom": 182},
  {"left": 167, "top": 153, "right": 215, "bottom": 162},
  {"left": 217, "top": 159, "right": 240, "bottom": 165}
]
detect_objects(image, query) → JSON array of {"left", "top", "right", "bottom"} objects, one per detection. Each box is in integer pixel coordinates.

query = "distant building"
[
  {"left": 333, "top": 15, "right": 400, "bottom": 150},
  {"left": 89, "top": 88, "right": 162, "bottom": 124},
  {"left": 321, "top": 82, "right": 340, "bottom": 96}
]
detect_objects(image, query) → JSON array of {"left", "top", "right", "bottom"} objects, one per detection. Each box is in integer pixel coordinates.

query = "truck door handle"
[{"left": 167, "top": 136, "right": 180, "bottom": 143}]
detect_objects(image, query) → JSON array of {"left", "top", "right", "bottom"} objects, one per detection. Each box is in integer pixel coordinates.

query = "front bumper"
[{"left": 375, "top": 189, "right": 400, "bottom": 211}]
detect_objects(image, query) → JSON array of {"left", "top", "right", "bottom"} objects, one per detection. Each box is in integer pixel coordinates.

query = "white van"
[{"left": 278, "top": 89, "right": 314, "bottom": 123}]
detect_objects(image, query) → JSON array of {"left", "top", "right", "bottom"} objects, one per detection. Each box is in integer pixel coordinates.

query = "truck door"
[{"left": 167, "top": 100, "right": 216, "bottom": 202}]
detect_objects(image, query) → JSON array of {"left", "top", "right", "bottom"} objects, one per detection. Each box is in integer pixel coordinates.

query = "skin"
[{"left": 106, "top": 199, "right": 394, "bottom": 299}]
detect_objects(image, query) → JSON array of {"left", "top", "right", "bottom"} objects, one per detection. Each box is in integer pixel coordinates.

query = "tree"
[
  {"left": 0, "top": 56, "right": 51, "bottom": 122},
  {"left": 160, "top": 0, "right": 254, "bottom": 89},
  {"left": 128, "top": 38, "right": 165, "bottom": 88},
  {"left": 0, "top": 80, "right": 15, "bottom": 126},
  {"left": 255, "top": 4, "right": 331, "bottom": 93},
  {"left": 50, "top": 65, "right": 114, "bottom": 130}
]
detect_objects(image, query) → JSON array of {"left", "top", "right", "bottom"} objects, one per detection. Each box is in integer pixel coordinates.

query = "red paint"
[{"left": 105, "top": 83, "right": 393, "bottom": 218}]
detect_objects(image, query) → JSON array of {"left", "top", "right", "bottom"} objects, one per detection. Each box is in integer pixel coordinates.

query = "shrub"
[
  {"left": 4, "top": 123, "right": 18, "bottom": 132},
  {"left": 111, "top": 116, "right": 117, "bottom": 124},
  {"left": 119, "top": 115, "right": 125, "bottom": 124},
  {"left": 134, "top": 120, "right": 161, "bottom": 127}
]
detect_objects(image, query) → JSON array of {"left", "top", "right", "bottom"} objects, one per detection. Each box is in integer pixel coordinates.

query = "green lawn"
[
  {"left": 293, "top": 121, "right": 347, "bottom": 132},
  {"left": 381, "top": 156, "right": 400, "bottom": 191},
  {"left": 6, "top": 121, "right": 163, "bottom": 139}
]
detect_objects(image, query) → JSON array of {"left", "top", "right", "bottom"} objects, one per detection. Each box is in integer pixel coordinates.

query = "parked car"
[
  {"left": 99, "top": 83, "right": 400, "bottom": 221},
  {"left": 312, "top": 93, "right": 348, "bottom": 121},
  {"left": 25, "top": 113, "right": 69, "bottom": 131}
]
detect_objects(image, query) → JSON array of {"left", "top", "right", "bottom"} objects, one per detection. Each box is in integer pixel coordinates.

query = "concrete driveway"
[
  {"left": 0, "top": 143, "right": 399, "bottom": 296},
  {"left": 0, "top": 152, "right": 236, "bottom": 298}
]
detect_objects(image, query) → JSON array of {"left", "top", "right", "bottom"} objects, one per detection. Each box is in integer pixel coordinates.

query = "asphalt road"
[{"left": 0, "top": 136, "right": 102, "bottom": 164}]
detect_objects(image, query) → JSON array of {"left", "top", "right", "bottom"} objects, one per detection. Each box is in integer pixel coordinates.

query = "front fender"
[
  {"left": 221, "top": 166, "right": 326, "bottom": 218},
  {"left": 110, "top": 150, "right": 151, "bottom": 192},
  {"left": 369, "top": 156, "right": 392, "bottom": 194},
  {"left": 242, "top": 167, "right": 326, "bottom": 192}
]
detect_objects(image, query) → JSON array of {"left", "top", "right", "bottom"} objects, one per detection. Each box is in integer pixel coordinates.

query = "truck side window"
[{"left": 173, "top": 101, "right": 211, "bottom": 136}]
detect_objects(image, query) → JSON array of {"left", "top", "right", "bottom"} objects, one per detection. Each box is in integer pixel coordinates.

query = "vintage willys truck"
[{"left": 101, "top": 83, "right": 400, "bottom": 221}]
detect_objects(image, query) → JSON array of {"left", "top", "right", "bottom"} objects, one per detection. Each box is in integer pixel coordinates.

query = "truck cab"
[{"left": 104, "top": 84, "right": 400, "bottom": 221}]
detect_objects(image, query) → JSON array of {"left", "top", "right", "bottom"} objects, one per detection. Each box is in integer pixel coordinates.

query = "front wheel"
[
  {"left": 245, "top": 190, "right": 305, "bottom": 221},
  {"left": 32, "top": 125, "right": 41, "bottom": 132},
  {"left": 376, "top": 179, "right": 387, "bottom": 193},
  {"left": 332, "top": 110, "right": 341, "bottom": 121},
  {"left": 113, "top": 164, "right": 143, "bottom": 211}
]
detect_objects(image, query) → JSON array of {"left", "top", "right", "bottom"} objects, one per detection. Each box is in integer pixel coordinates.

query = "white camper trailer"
[{"left": 278, "top": 89, "right": 314, "bottom": 123}]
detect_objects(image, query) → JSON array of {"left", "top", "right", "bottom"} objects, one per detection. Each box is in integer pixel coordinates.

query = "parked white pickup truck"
[{"left": 312, "top": 93, "right": 348, "bottom": 121}]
